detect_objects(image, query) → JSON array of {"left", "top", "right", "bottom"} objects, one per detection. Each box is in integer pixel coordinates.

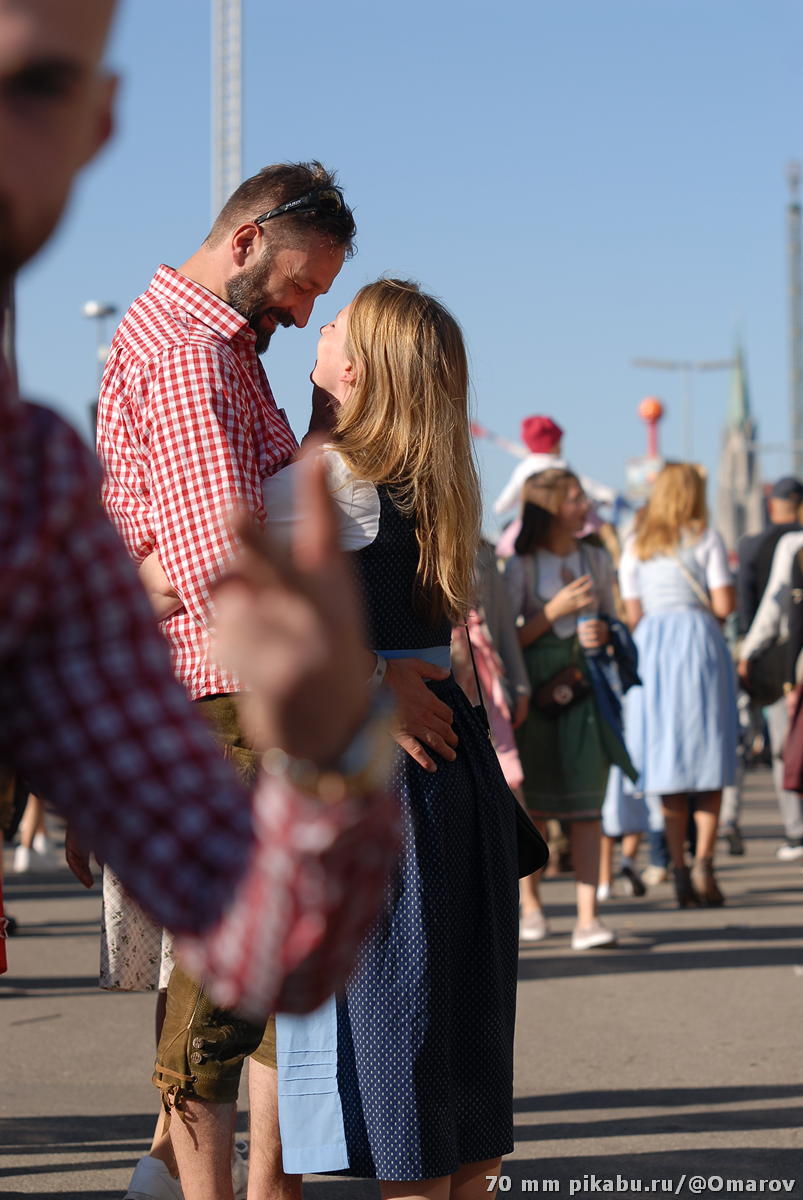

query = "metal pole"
[
  {"left": 788, "top": 161, "right": 803, "bottom": 476},
  {"left": 682, "top": 366, "right": 693, "bottom": 460},
  {"left": 211, "top": 0, "right": 242, "bottom": 220}
]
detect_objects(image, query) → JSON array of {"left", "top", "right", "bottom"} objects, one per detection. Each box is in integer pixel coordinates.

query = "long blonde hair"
[
  {"left": 633, "top": 461, "right": 708, "bottom": 560},
  {"left": 332, "top": 278, "right": 481, "bottom": 621}
]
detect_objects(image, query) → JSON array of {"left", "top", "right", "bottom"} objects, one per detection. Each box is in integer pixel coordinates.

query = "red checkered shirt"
[
  {"left": 97, "top": 265, "right": 298, "bottom": 700},
  {"left": 0, "top": 384, "right": 398, "bottom": 1015}
]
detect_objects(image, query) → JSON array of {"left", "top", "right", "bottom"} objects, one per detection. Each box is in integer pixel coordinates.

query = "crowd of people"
[{"left": 1, "top": 3, "right": 801, "bottom": 1200}]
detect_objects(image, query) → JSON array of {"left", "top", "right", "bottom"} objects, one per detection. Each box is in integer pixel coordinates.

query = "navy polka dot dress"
[{"left": 335, "top": 488, "right": 520, "bottom": 1181}]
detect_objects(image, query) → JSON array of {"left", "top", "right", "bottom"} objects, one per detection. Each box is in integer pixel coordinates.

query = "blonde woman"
[
  {"left": 619, "top": 462, "right": 738, "bottom": 907},
  {"left": 263, "top": 280, "right": 520, "bottom": 1199}
]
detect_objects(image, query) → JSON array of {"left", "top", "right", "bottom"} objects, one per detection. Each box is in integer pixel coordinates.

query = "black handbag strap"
[{"left": 464, "top": 622, "right": 491, "bottom": 733}]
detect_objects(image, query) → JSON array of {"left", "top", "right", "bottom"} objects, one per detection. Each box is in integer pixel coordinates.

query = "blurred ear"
[
  {"left": 342, "top": 360, "right": 356, "bottom": 385},
  {"left": 80, "top": 72, "right": 117, "bottom": 165}
]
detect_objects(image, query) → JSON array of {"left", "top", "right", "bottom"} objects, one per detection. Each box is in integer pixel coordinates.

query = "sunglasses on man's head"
[{"left": 252, "top": 186, "right": 350, "bottom": 227}]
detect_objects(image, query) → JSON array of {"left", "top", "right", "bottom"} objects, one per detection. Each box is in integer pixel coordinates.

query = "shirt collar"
[{"left": 148, "top": 264, "right": 254, "bottom": 344}]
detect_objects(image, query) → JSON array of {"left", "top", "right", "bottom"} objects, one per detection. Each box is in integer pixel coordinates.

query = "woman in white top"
[{"left": 618, "top": 462, "right": 738, "bottom": 908}]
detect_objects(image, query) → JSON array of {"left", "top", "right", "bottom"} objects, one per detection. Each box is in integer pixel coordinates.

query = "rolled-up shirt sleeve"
[{"left": 618, "top": 545, "right": 641, "bottom": 602}]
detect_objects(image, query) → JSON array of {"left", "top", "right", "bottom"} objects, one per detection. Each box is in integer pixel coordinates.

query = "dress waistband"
[{"left": 377, "top": 645, "right": 452, "bottom": 670}]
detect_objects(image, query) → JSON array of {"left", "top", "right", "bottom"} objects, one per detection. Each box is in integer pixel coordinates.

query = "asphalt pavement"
[{"left": 2, "top": 766, "right": 801, "bottom": 1199}]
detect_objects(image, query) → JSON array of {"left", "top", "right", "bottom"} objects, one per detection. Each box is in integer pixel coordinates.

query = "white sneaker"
[
  {"left": 596, "top": 882, "right": 613, "bottom": 902},
  {"left": 32, "top": 832, "right": 50, "bottom": 855},
  {"left": 12, "top": 845, "right": 31, "bottom": 874},
  {"left": 232, "top": 1139, "right": 249, "bottom": 1200},
  {"left": 571, "top": 920, "right": 618, "bottom": 951},
  {"left": 124, "top": 1155, "right": 183, "bottom": 1200},
  {"left": 519, "top": 910, "right": 550, "bottom": 942},
  {"left": 12, "top": 842, "right": 56, "bottom": 873},
  {"left": 642, "top": 864, "right": 668, "bottom": 886},
  {"left": 776, "top": 841, "right": 803, "bottom": 862}
]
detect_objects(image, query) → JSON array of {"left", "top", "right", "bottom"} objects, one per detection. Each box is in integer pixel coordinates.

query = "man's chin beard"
[{"left": 253, "top": 325, "right": 272, "bottom": 355}]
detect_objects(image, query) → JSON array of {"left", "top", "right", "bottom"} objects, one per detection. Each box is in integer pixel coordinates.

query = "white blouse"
[
  {"left": 262, "top": 447, "right": 380, "bottom": 551},
  {"left": 504, "top": 543, "right": 617, "bottom": 640},
  {"left": 619, "top": 527, "right": 732, "bottom": 612}
]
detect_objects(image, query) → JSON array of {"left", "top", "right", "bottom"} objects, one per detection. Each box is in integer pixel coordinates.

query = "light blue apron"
[{"left": 275, "top": 644, "right": 451, "bottom": 1173}]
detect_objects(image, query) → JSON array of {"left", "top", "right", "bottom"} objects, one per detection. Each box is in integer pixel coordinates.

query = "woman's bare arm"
[
  {"left": 710, "top": 584, "right": 736, "bottom": 622},
  {"left": 624, "top": 598, "right": 643, "bottom": 630}
]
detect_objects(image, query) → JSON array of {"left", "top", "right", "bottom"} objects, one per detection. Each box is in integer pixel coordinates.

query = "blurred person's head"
[
  {"left": 633, "top": 461, "right": 708, "bottom": 561},
  {"left": 0, "top": 0, "right": 117, "bottom": 282},
  {"left": 312, "top": 277, "right": 480, "bottom": 622},
  {"left": 514, "top": 468, "right": 587, "bottom": 555},
  {"left": 521, "top": 414, "right": 563, "bottom": 456},
  {"left": 199, "top": 162, "right": 355, "bottom": 352},
  {"left": 768, "top": 476, "right": 803, "bottom": 525}
]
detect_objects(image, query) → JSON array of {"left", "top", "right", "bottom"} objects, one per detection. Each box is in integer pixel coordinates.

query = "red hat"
[{"left": 521, "top": 415, "right": 564, "bottom": 454}]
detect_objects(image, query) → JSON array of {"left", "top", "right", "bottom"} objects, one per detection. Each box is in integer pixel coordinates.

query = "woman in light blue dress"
[{"left": 619, "top": 463, "right": 738, "bottom": 908}]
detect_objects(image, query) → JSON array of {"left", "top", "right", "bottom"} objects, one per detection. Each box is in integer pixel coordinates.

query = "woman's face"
[
  {"left": 556, "top": 482, "right": 589, "bottom": 534},
  {"left": 311, "top": 304, "right": 353, "bottom": 402}
]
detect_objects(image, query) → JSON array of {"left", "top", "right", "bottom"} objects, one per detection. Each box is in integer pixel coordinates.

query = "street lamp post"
[
  {"left": 82, "top": 300, "right": 117, "bottom": 391},
  {"left": 632, "top": 357, "right": 735, "bottom": 461},
  {"left": 82, "top": 300, "right": 116, "bottom": 437}
]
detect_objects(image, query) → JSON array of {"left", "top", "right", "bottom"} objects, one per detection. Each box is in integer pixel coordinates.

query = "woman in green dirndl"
[{"left": 504, "top": 468, "right": 623, "bottom": 951}]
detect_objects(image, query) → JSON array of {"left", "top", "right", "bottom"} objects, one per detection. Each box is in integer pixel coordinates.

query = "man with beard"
[
  {"left": 2, "top": 10, "right": 401, "bottom": 1200},
  {"left": 97, "top": 165, "right": 351, "bottom": 1200},
  {"left": 96, "top": 165, "right": 459, "bottom": 1200},
  {"left": 97, "top": 163, "right": 353, "bottom": 714}
]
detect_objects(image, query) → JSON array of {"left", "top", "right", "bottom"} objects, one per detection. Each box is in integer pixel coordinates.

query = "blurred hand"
[
  {"left": 512, "top": 694, "right": 529, "bottom": 729},
  {"left": 385, "top": 658, "right": 457, "bottom": 773},
  {"left": 785, "top": 686, "right": 800, "bottom": 721},
  {"left": 577, "top": 618, "right": 609, "bottom": 651},
  {"left": 544, "top": 575, "right": 595, "bottom": 623},
  {"left": 213, "top": 447, "right": 370, "bottom": 768},
  {"left": 65, "top": 824, "right": 95, "bottom": 889},
  {"left": 737, "top": 659, "right": 750, "bottom": 682}
]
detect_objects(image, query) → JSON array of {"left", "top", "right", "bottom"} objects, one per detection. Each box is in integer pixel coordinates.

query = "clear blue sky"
[{"left": 15, "top": 0, "right": 803, "bottom": 530}]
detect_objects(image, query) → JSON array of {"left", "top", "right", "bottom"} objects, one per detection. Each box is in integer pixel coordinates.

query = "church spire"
[{"left": 727, "top": 340, "right": 752, "bottom": 433}]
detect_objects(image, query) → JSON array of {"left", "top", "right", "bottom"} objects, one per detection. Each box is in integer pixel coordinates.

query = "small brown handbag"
[{"left": 533, "top": 659, "right": 591, "bottom": 719}]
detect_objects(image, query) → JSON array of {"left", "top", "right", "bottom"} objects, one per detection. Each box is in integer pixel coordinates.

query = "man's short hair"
[
  {"left": 771, "top": 475, "right": 803, "bottom": 503},
  {"left": 206, "top": 161, "right": 356, "bottom": 257}
]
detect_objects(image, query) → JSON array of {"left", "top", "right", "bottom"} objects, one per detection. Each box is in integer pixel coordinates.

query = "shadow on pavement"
[
  {"left": 0, "top": 975, "right": 98, "bottom": 994},
  {"left": 0, "top": 1112, "right": 153, "bottom": 1151},
  {"left": 514, "top": 1103, "right": 803, "bottom": 1142},
  {"left": 513, "top": 1084, "right": 803, "bottom": 1111},
  {"left": 3, "top": 884, "right": 91, "bottom": 904},
  {"left": 518, "top": 941, "right": 803, "bottom": 979}
]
